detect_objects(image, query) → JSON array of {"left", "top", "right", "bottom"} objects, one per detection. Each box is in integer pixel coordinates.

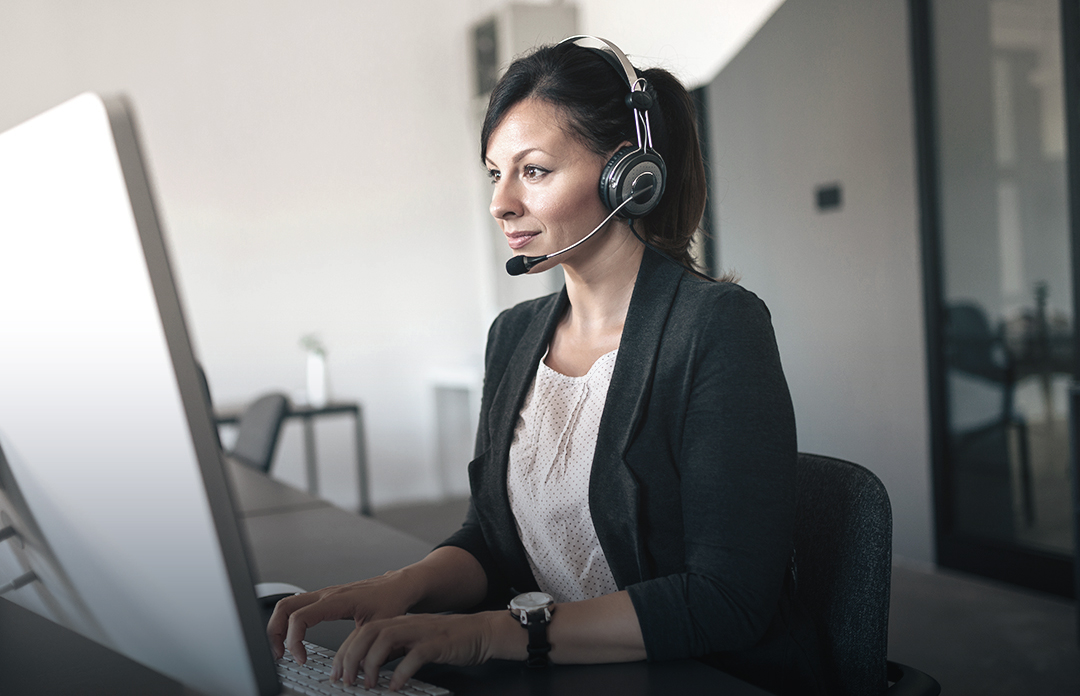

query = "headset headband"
[
  {"left": 559, "top": 35, "right": 656, "bottom": 152},
  {"left": 561, "top": 35, "right": 641, "bottom": 89}
]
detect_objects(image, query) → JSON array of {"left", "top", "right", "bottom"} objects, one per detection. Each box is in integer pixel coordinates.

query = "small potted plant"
[{"left": 300, "top": 334, "right": 329, "bottom": 407}]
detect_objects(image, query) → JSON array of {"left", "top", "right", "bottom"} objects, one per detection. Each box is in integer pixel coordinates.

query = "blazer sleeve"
[{"left": 625, "top": 285, "right": 798, "bottom": 660}]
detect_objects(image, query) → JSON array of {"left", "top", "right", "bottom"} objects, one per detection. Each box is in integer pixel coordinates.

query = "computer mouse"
[{"left": 255, "top": 581, "right": 305, "bottom": 609}]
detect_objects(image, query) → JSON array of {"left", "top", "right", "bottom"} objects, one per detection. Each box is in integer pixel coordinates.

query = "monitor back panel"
[{"left": 0, "top": 94, "right": 276, "bottom": 696}]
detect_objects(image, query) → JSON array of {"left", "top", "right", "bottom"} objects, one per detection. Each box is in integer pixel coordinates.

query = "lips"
[{"left": 505, "top": 230, "right": 540, "bottom": 250}]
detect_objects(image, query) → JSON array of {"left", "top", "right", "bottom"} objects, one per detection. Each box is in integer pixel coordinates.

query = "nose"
[{"left": 489, "top": 179, "right": 523, "bottom": 220}]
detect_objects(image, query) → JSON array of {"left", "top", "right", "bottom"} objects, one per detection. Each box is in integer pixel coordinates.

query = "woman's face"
[{"left": 485, "top": 99, "right": 614, "bottom": 269}]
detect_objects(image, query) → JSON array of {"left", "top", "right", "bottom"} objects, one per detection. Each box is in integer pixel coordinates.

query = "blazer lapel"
[
  {"left": 471, "top": 289, "right": 568, "bottom": 592},
  {"left": 590, "top": 249, "right": 683, "bottom": 588}
]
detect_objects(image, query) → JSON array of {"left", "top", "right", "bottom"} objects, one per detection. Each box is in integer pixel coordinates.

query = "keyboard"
[{"left": 278, "top": 641, "right": 452, "bottom": 696}]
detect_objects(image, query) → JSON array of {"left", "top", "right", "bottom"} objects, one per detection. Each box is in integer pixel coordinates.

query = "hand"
[
  {"left": 331, "top": 611, "right": 518, "bottom": 691},
  {"left": 267, "top": 571, "right": 419, "bottom": 663}
]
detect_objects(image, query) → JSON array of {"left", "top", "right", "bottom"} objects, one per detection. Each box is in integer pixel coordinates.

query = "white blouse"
[{"left": 506, "top": 349, "right": 620, "bottom": 603}]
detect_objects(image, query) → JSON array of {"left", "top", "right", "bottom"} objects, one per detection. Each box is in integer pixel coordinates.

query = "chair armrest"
[{"left": 886, "top": 660, "right": 941, "bottom": 696}]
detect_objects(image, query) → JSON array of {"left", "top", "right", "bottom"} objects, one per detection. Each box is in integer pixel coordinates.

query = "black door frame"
[{"left": 909, "top": 0, "right": 1078, "bottom": 598}]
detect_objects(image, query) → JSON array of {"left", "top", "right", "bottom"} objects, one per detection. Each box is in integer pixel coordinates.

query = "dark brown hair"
[{"left": 481, "top": 41, "right": 709, "bottom": 272}]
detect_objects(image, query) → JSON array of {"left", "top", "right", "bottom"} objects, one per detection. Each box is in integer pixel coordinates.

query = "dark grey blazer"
[{"left": 441, "top": 248, "right": 824, "bottom": 695}]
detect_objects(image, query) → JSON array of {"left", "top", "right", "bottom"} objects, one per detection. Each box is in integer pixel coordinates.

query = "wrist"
[
  {"left": 397, "top": 546, "right": 488, "bottom": 613},
  {"left": 385, "top": 564, "right": 430, "bottom": 613},
  {"left": 484, "top": 610, "right": 529, "bottom": 661},
  {"left": 509, "top": 592, "right": 555, "bottom": 667}
]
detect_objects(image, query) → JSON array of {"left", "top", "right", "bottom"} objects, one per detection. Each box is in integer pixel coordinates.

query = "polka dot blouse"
[{"left": 506, "top": 349, "right": 620, "bottom": 603}]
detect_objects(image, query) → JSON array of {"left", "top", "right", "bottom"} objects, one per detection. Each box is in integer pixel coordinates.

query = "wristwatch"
[{"left": 509, "top": 591, "right": 555, "bottom": 667}]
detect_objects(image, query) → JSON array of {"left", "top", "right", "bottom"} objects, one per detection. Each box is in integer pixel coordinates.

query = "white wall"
[
  {"left": 0, "top": 0, "right": 489, "bottom": 509},
  {"left": 467, "top": 0, "right": 783, "bottom": 87},
  {"left": 0, "top": 0, "right": 784, "bottom": 511},
  {"left": 574, "top": 0, "right": 784, "bottom": 87},
  {"left": 706, "top": 0, "right": 935, "bottom": 562}
]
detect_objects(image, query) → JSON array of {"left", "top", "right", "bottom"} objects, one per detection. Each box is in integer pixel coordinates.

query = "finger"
[
  {"left": 332, "top": 623, "right": 405, "bottom": 686},
  {"left": 362, "top": 627, "right": 411, "bottom": 689},
  {"left": 331, "top": 623, "right": 367, "bottom": 685},
  {"left": 387, "top": 647, "right": 432, "bottom": 692},
  {"left": 283, "top": 606, "right": 330, "bottom": 665},
  {"left": 266, "top": 593, "right": 319, "bottom": 659}
]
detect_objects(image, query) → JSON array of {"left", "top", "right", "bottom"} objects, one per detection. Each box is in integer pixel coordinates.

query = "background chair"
[
  {"left": 794, "top": 452, "right": 940, "bottom": 695},
  {"left": 196, "top": 362, "right": 290, "bottom": 473},
  {"left": 228, "top": 392, "right": 290, "bottom": 473}
]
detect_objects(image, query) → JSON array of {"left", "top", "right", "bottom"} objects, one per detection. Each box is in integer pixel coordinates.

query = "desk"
[
  {"left": 217, "top": 401, "right": 372, "bottom": 516},
  {"left": 0, "top": 461, "right": 771, "bottom": 696}
]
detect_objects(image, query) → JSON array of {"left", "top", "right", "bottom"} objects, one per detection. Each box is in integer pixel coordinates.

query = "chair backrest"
[
  {"left": 794, "top": 452, "right": 892, "bottom": 696},
  {"left": 194, "top": 362, "right": 222, "bottom": 448},
  {"left": 229, "top": 393, "right": 289, "bottom": 473}
]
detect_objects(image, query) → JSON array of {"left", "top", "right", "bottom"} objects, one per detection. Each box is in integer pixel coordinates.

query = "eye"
[
  {"left": 487, "top": 168, "right": 501, "bottom": 184},
  {"left": 523, "top": 165, "right": 549, "bottom": 181}
]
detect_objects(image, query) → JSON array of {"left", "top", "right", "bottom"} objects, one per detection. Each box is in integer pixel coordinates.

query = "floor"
[{"left": 374, "top": 497, "right": 1080, "bottom": 695}]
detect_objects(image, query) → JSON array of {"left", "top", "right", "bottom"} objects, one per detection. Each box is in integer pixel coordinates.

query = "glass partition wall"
[{"left": 914, "top": 0, "right": 1077, "bottom": 596}]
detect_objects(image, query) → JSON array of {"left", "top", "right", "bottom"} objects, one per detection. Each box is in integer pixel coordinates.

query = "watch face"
[{"left": 510, "top": 592, "right": 553, "bottom": 612}]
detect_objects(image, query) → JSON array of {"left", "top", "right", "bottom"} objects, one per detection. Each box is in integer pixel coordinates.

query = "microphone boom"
[{"left": 504, "top": 181, "right": 651, "bottom": 277}]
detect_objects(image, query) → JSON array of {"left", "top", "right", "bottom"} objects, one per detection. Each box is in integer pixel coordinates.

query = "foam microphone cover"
[{"left": 505, "top": 255, "right": 529, "bottom": 276}]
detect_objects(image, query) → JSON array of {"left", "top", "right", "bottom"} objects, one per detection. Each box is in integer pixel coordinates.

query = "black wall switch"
[{"left": 816, "top": 183, "right": 842, "bottom": 211}]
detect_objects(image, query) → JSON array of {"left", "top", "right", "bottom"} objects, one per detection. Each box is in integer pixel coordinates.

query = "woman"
[{"left": 268, "top": 37, "right": 824, "bottom": 695}]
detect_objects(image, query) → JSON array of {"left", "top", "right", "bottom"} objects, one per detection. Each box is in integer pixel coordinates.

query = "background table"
[{"left": 217, "top": 401, "right": 372, "bottom": 516}]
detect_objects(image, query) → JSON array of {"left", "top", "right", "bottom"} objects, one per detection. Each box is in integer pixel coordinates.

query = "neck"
[{"left": 560, "top": 225, "right": 644, "bottom": 339}]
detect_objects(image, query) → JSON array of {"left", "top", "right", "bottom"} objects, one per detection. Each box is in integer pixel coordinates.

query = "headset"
[
  {"left": 560, "top": 35, "right": 667, "bottom": 219},
  {"left": 564, "top": 36, "right": 717, "bottom": 283},
  {"left": 507, "top": 36, "right": 715, "bottom": 282}
]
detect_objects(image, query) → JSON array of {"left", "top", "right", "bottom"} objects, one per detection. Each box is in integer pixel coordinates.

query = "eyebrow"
[{"left": 485, "top": 147, "right": 548, "bottom": 168}]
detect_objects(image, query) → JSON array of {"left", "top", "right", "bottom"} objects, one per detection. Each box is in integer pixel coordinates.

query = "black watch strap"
[{"left": 525, "top": 618, "right": 551, "bottom": 668}]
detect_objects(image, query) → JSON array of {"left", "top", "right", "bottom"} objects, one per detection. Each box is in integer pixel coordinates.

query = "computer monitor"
[{"left": 0, "top": 94, "right": 279, "bottom": 696}]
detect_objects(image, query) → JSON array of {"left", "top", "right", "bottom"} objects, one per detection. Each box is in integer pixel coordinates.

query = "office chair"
[
  {"left": 229, "top": 392, "right": 290, "bottom": 473},
  {"left": 194, "top": 361, "right": 222, "bottom": 448},
  {"left": 794, "top": 452, "right": 940, "bottom": 696},
  {"left": 195, "top": 362, "right": 289, "bottom": 473}
]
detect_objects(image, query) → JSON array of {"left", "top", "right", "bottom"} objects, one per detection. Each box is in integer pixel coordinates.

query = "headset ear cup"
[{"left": 599, "top": 146, "right": 667, "bottom": 218}]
